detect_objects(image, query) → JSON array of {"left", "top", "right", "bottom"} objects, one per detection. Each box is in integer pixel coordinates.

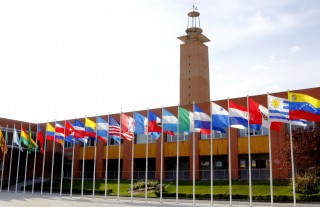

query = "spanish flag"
[{"left": 288, "top": 92, "right": 320, "bottom": 122}]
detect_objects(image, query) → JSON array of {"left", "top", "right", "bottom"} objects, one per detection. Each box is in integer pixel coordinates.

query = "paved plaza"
[{"left": 0, "top": 192, "right": 319, "bottom": 207}]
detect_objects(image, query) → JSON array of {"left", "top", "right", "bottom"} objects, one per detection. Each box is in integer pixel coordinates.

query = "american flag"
[{"left": 109, "top": 116, "right": 134, "bottom": 141}]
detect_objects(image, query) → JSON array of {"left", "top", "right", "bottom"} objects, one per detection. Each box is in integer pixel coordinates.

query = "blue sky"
[{"left": 1, "top": 0, "right": 319, "bottom": 122}]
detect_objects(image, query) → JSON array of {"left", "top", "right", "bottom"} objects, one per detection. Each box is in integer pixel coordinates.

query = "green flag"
[{"left": 178, "top": 107, "right": 194, "bottom": 132}]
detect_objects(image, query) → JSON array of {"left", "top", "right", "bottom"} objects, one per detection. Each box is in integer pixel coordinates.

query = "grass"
[{"left": 27, "top": 179, "right": 320, "bottom": 201}]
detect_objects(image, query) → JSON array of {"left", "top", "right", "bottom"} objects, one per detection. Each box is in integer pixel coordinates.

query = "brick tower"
[{"left": 178, "top": 6, "right": 210, "bottom": 105}]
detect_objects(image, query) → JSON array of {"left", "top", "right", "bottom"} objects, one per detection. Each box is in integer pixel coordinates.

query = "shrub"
[{"left": 294, "top": 167, "right": 320, "bottom": 194}]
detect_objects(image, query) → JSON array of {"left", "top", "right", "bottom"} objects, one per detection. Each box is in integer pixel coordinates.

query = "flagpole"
[
  {"left": 247, "top": 95, "right": 253, "bottom": 207},
  {"left": 210, "top": 100, "right": 213, "bottom": 206},
  {"left": 41, "top": 122, "right": 48, "bottom": 195},
  {"left": 176, "top": 104, "right": 180, "bottom": 204},
  {"left": 8, "top": 124, "right": 15, "bottom": 192},
  {"left": 93, "top": 115, "right": 98, "bottom": 199},
  {"left": 50, "top": 121, "right": 57, "bottom": 195},
  {"left": 145, "top": 109, "right": 149, "bottom": 203},
  {"left": 289, "top": 122, "right": 296, "bottom": 207},
  {"left": 81, "top": 117, "right": 87, "bottom": 199},
  {"left": 117, "top": 110, "right": 122, "bottom": 201},
  {"left": 267, "top": 94, "right": 274, "bottom": 206},
  {"left": 70, "top": 117, "right": 76, "bottom": 198},
  {"left": 227, "top": 98, "right": 232, "bottom": 206},
  {"left": 192, "top": 101, "right": 196, "bottom": 206},
  {"left": 105, "top": 114, "right": 110, "bottom": 200},
  {"left": 0, "top": 126, "right": 6, "bottom": 192},
  {"left": 15, "top": 123, "right": 22, "bottom": 193},
  {"left": 23, "top": 123, "right": 30, "bottom": 193},
  {"left": 160, "top": 107, "right": 164, "bottom": 203},
  {"left": 32, "top": 123, "right": 39, "bottom": 194},
  {"left": 60, "top": 119, "right": 66, "bottom": 197},
  {"left": 131, "top": 111, "right": 135, "bottom": 202}
]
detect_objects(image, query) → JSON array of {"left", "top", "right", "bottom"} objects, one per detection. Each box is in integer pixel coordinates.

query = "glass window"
[
  {"left": 200, "top": 130, "right": 227, "bottom": 139},
  {"left": 215, "top": 161, "right": 223, "bottom": 168},
  {"left": 240, "top": 159, "right": 246, "bottom": 168},
  {"left": 135, "top": 134, "right": 156, "bottom": 144},
  {"left": 166, "top": 133, "right": 190, "bottom": 142},
  {"left": 239, "top": 127, "right": 269, "bottom": 137},
  {"left": 107, "top": 137, "right": 123, "bottom": 146}
]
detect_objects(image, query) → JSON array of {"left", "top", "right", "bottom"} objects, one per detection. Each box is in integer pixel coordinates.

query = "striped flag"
[{"left": 162, "top": 109, "right": 178, "bottom": 135}]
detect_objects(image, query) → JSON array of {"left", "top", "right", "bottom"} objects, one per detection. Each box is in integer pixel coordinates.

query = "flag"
[
  {"left": 268, "top": 95, "right": 289, "bottom": 123},
  {"left": 0, "top": 128, "right": 8, "bottom": 154},
  {"left": 148, "top": 111, "right": 162, "bottom": 139},
  {"left": 109, "top": 116, "right": 133, "bottom": 143},
  {"left": 194, "top": 104, "right": 211, "bottom": 134},
  {"left": 288, "top": 92, "right": 320, "bottom": 122},
  {"left": 97, "top": 117, "right": 109, "bottom": 144},
  {"left": 27, "top": 132, "right": 38, "bottom": 154},
  {"left": 108, "top": 116, "right": 121, "bottom": 144},
  {"left": 37, "top": 125, "right": 45, "bottom": 154},
  {"left": 13, "top": 127, "right": 23, "bottom": 152},
  {"left": 162, "top": 109, "right": 178, "bottom": 135},
  {"left": 121, "top": 114, "right": 134, "bottom": 141},
  {"left": 229, "top": 101, "right": 248, "bottom": 129},
  {"left": 65, "top": 121, "right": 74, "bottom": 137},
  {"left": 20, "top": 127, "right": 29, "bottom": 147},
  {"left": 55, "top": 122, "right": 65, "bottom": 140},
  {"left": 211, "top": 102, "right": 228, "bottom": 133},
  {"left": 248, "top": 98, "right": 262, "bottom": 130},
  {"left": 179, "top": 107, "right": 194, "bottom": 132},
  {"left": 134, "top": 112, "right": 148, "bottom": 135},
  {"left": 85, "top": 118, "right": 96, "bottom": 139},
  {"left": 259, "top": 104, "right": 282, "bottom": 132},
  {"left": 46, "top": 123, "right": 55, "bottom": 141},
  {"left": 74, "top": 120, "right": 86, "bottom": 141}
]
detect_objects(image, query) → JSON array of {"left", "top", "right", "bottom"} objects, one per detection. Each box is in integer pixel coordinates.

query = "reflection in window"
[
  {"left": 200, "top": 130, "right": 227, "bottom": 139},
  {"left": 239, "top": 127, "right": 269, "bottom": 137},
  {"left": 136, "top": 134, "right": 156, "bottom": 144},
  {"left": 166, "top": 133, "right": 190, "bottom": 142}
]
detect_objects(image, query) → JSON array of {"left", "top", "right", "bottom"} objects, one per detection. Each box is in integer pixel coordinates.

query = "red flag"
[
  {"left": 248, "top": 98, "right": 262, "bottom": 125},
  {"left": 65, "top": 121, "right": 74, "bottom": 137},
  {"left": 120, "top": 114, "right": 134, "bottom": 141},
  {"left": 37, "top": 125, "right": 45, "bottom": 154}
]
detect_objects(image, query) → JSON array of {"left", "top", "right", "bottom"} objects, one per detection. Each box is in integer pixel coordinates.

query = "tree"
[{"left": 281, "top": 122, "right": 320, "bottom": 174}]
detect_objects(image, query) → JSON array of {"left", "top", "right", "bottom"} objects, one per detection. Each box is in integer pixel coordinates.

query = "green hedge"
[
  {"left": 25, "top": 184, "right": 113, "bottom": 195},
  {"left": 155, "top": 191, "right": 320, "bottom": 202}
]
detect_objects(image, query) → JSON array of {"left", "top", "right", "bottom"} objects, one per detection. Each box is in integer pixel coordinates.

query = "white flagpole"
[
  {"left": 81, "top": 117, "right": 87, "bottom": 199},
  {"left": 227, "top": 98, "right": 232, "bottom": 206},
  {"left": 192, "top": 101, "right": 195, "bottom": 205},
  {"left": 50, "top": 122, "right": 57, "bottom": 195},
  {"left": 267, "top": 94, "right": 274, "bottom": 206},
  {"left": 8, "top": 124, "right": 15, "bottom": 192},
  {"left": 145, "top": 109, "right": 149, "bottom": 203},
  {"left": 93, "top": 115, "right": 98, "bottom": 199},
  {"left": 0, "top": 126, "right": 6, "bottom": 192},
  {"left": 176, "top": 105, "right": 180, "bottom": 204},
  {"left": 32, "top": 123, "right": 39, "bottom": 194},
  {"left": 289, "top": 122, "right": 296, "bottom": 207},
  {"left": 247, "top": 95, "right": 253, "bottom": 207},
  {"left": 104, "top": 114, "right": 110, "bottom": 200},
  {"left": 131, "top": 111, "right": 135, "bottom": 202},
  {"left": 210, "top": 100, "right": 213, "bottom": 206},
  {"left": 41, "top": 123, "right": 48, "bottom": 195},
  {"left": 15, "top": 123, "right": 23, "bottom": 193},
  {"left": 23, "top": 123, "right": 31, "bottom": 193},
  {"left": 117, "top": 110, "right": 122, "bottom": 201},
  {"left": 70, "top": 117, "right": 76, "bottom": 198},
  {"left": 60, "top": 120, "right": 66, "bottom": 197},
  {"left": 160, "top": 107, "right": 164, "bottom": 203}
]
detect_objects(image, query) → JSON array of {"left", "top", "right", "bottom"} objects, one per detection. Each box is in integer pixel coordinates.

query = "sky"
[{"left": 1, "top": 0, "right": 320, "bottom": 123}]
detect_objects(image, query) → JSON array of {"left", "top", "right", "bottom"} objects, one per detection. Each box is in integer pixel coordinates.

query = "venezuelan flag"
[{"left": 288, "top": 92, "right": 320, "bottom": 122}]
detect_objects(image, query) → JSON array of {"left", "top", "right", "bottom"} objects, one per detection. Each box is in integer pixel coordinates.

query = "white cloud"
[{"left": 289, "top": 46, "right": 302, "bottom": 53}]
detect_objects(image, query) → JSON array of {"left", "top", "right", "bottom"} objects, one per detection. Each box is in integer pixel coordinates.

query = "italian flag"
[{"left": 179, "top": 107, "right": 194, "bottom": 132}]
